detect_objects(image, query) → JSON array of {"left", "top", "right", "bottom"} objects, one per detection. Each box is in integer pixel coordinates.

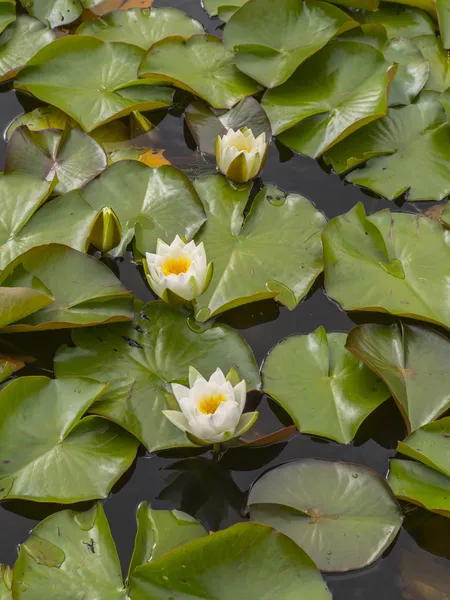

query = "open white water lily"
[
  {"left": 216, "top": 128, "right": 268, "bottom": 183},
  {"left": 145, "top": 236, "right": 212, "bottom": 303},
  {"left": 163, "top": 367, "right": 259, "bottom": 445}
]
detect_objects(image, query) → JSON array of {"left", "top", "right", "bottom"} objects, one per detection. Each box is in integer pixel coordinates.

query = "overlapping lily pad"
[
  {"left": 20, "top": 0, "right": 84, "bottom": 28},
  {"left": 249, "top": 459, "right": 404, "bottom": 572},
  {"left": 262, "top": 326, "right": 390, "bottom": 444},
  {"left": 0, "top": 0, "right": 14, "bottom": 34},
  {"left": 357, "top": 4, "right": 435, "bottom": 38},
  {"left": 0, "top": 15, "right": 54, "bottom": 83},
  {"left": 263, "top": 40, "right": 394, "bottom": 157},
  {"left": 346, "top": 323, "right": 450, "bottom": 432},
  {"left": 203, "top": 0, "right": 247, "bottom": 21},
  {"left": 78, "top": 7, "right": 204, "bottom": 47},
  {"left": 0, "top": 377, "right": 139, "bottom": 502},
  {"left": 413, "top": 36, "right": 450, "bottom": 92},
  {"left": 397, "top": 418, "right": 450, "bottom": 477},
  {"left": 322, "top": 203, "right": 450, "bottom": 328},
  {"left": 437, "top": 0, "right": 450, "bottom": 48},
  {"left": 5, "top": 126, "right": 107, "bottom": 195},
  {"left": 79, "top": 161, "right": 206, "bottom": 255},
  {"left": 0, "top": 244, "right": 134, "bottom": 331},
  {"left": 0, "top": 565, "right": 11, "bottom": 600},
  {"left": 139, "top": 34, "right": 261, "bottom": 109},
  {"left": 223, "top": 0, "right": 357, "bottom": 88},
  {"left": 54, "top": 301, "right": 260, "bottom": 451},
  {"left": 193, "top": 176, "right": 326, "bottom": 321},
  {"left": 15, "top": 36, "right": 174, "bottom": 132}
]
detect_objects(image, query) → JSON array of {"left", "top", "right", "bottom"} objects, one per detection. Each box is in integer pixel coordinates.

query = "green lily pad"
[
  {"left": 193, "top": 176, "right": 326, "bottom": 322},
  {"left": 19, "top": 0, "right": 84, "bottom": 28},
  {"left": 223, "top": 0, "right": 357, "bottom": 88},
  {"left": 129, "top": 521, "right": 331, "bottom": 600},
  {"left": 397, "top": 418, "right": 450, "bottom": 476},
  {"left": 5, "top": 126, "right": 107, "bottom": 195},
  {"left": 346, "top": 323, "right": 450, "bottom": 432},
  {"left": 248, "top": 458, "right": 404, "bottom": 572},
  {"left": 77, "top": 7, "right": 203, "bottom": 48},
  {"left": 437, "top": 0, "right": 450, "bottom": 48},
  {"left": 357, "top": 4, "right": 435, "bottom": 38},
  {"left": 79, "top": 161, "right": 206, "bottom": 256},
  {"left": 0, "top": 287, "right": 53, "bottom": 330},
  {"left": 139, "top": 34, "right": 261, "bottom": 110},
  {"left": 185, "top": 96, "right": 271, "bottom": 156},
  {"left": 0, "top": 377, "right": 139, "bottom": 502},
  {"left": 54, "top": 301, "right": 260, "bottom": 452},
  {"left": 13, "top": 504, "right": 127, "bottom": 599},
  {"left": 263, "top": 41, "right": 394, "bottom": 157},
  {"left": 413, "top": 35, "right": 450, "bottom": 92},
  {"left": 388, "top": 459, "right": 450, "bottom": 517},
  {"left": 129, "top": 502, "right": 208, "bottom": 575},
  {"left": 322, "top": 203, "right": 450, "bottom": 328},
  {"left": 324, "top": 94, "right": 450, "bottom": 200},
  {"left": 202, "top": 0, "right": 247, "bottom": 21},
  {"left": 442, "top": 201, "right": 450, "bottom": 226},
  {"left": 15, "top": 36, "right": 174, "bottom": 132},
  {"left": 0, "top": 15, "right": 54, "bottom": 83},
  {"left": 0, "top": 565, "right": 11, "bottom": 600},
  {"left": 0, "top": 0, "right": 14, "bottom": 34},
  {"left": 261, "top": 326, "right": 390, "bottom": 444},
  {"left": 0, "top": 244, "right": 133, "bottom": 331},
  {"left": 5, "top": 106, "right": 78, "bottom": 140}
]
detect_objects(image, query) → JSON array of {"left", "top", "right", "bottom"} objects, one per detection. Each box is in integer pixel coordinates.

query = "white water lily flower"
[
  {"left": 145, "top": 236, "right": 211, "bottom": 302},
  {"left": 163, "top": 367, "right": 259, "bottom": 444},
  {"left": 216, "top": 128, "right": 268, "bottom": 183}
]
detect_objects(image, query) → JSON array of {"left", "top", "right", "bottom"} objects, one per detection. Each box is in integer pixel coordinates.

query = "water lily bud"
[
  {"left": 163, "top": 367, "right": 259, "bottom": 444},
  {"left": 216, "top": 128, "right": 268, "bottom": 183},
  {"left": 145, "top": 236, "right": 211, "bottom": 302},
  {"left": 90, "top": 206, "right": 122, "bottom": 253}
]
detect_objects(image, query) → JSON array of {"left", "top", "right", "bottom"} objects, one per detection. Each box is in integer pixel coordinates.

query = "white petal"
[
  {"left": 162, "top": 410, "right": 190, "bottom": 433},
  {"left": 233, "top": 411, "right": 259, "bottom": 438},
  {"left": 189, "top": 366, "right": 204, "bottom": 388},
  {"left": 155, "top": 239, "right": 170, "bottom": 254},
  {"left": 208, "top": 368, "right": 227, "bottom": 387},
  {"left": 171, "top": 383, "right": 191, "bottom": 404},
  {"left": 232, "top": 380, "right": 247, "bottom": 413},
  {"left": 211, "top": 399, "right": 241, "bottom": 432},
  {"left": 178, "top": 395, "right": 197, "bottom": 419},
  {"left": 188, "top": 412, "right": 216, "bottom": 441}
]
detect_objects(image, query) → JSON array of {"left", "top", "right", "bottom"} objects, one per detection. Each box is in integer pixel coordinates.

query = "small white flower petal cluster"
[{"left": 216, "top": 128, "right": 268, "bottom": 183}]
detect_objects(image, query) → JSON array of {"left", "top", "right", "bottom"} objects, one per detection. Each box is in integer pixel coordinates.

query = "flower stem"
[{"left": 213, "top": 442, "right": 221, "bottom": 454}]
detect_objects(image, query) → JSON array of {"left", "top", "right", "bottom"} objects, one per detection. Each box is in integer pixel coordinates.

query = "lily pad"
[
  {"left": 388, "top": 459, "right": 450, "bottom": 517},
  {"left": 0, "top": 377, "right": 139, "bottom": 502},
  {"left": 193, "top": 176, "right": 326, "bottom": 322},
  {"left": 202, "top": 0, "right": 247, "bottom": 21},
  {"left": 324, "top": 94, "right": 450, "bottom": 200},
  {"left": 261, "top": 326, "right": 390, "bottom": 444},
  {"left": 396, "top": 418, "right": 450, "bottom": 476},
  {"left": 263, "top": 41, "right": 394, "bottom": 157},
  {"left": 0, "top": 244, "right": 133, "bottom": 331},
  {"left": 54, "top": 301, "right": 260, "bottom": 452},
  {"left": 5, "top": 106, "right": 78, "bottom": 140},
  {"left": 346, "top": 323, "right": 450, "bottom": 432},
  {"left": 0, "top": 287, "right": 53, "bottom": 330},
  {"left": 248, "top": 458, "right": 404, "bottom": 572},
  {"left": 0, "top": 354, "right": 30, "bottom": 383},
  {"left": 15, "top": 35, "right": 174, "bottom": 132},
  {"left": 129, "top": 502, "right": 207, "bottom": 575},
  {"left": 129, "top": 521, "right": 331, "bottom": 600},
  {"left": 357, "top": 4, "right": 435, "bottom": 38},
  {"left": 322, "top": 203, "right": 450, "bottom": 328},
  {"left": 0, "top": 0, "right": 14, "bottom": 34},
  {"left": 0, "top": 565, "right": 11, "bottom": 600},
  {"left": 13, "top": 504, "right": 127, "bottom": 599},
  {"left": 384, "top": 37, "right": 429, "bottom": 105},
  {"left": 437, "top": 0, "right": 450, "bottom": 48},
  {"left": 413, "top": 35, "right": 450, "bottom": 92},
  {"left": 185, "top": 96, "right": 271, "bottom": 156},
  {"left": 5, "top": 126, "right": 107, "bottom": 195},
  {"left": 19, "top": 0, "right": 84, "bottom": 28},
  {"left": 0, "top": 15, "right": 54, "bottom": 83},
  {"left": 223, "top": 0, "right": 357, "bottom": 88},
  {"left": 77, "top": 7, "right": 204, "bottom": 48},
  {"left": 139, "top": 34, "right": 261, "bottom": 110},
  {"left": 79, "top": 161, "right": 206, "bottom": 256}
]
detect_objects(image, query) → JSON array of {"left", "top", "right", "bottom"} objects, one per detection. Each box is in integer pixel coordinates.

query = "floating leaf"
[
  {"left": 109, "top": 147, "right": 170, "bottom": 167},
  {"left": 388, "top": 459, "right": 450, "bottom": 517},
  {"left": 185, "top": 97, "right": 271, "bottom": 156},
  {"left": 324, "top": 94, "right": 450, "bottom": 200},
  {"left": 0, "top": 0, "right": 14, "bottom": 34},
  {"left": 139, "top": 34, "right": 261, "bottom": 110},
  {"left": 437, "top": 0, "right": 450, "bottom": 48},
  {"left": 87, "top": 0, "right": 155, "bottom": 16},
  {"left": 263, "top": 41, "right": 394, "bottom": 157},
  {"left": 0, "top": 564, "right": 11, "bottom": 600},
  {"left": 223, "top": 0, "right": 357, "bottom": 88},
  {"left": 322, "top": 203, "right": 450, "bottom": 328},
  {"left": 357, "top": 4, "right": 435, "bottom": 38},
  {"left": 13, "top": 504, "right": 127, "bottom": 599},
  {"left": 202, "top": 0, "right": 247, "bottom": 21},
  {"left": 261, "top": 326, "right": 390, "bottom": 444},
  {"left": 414, "top": 35, "right": 450, "bottom": 92},
  {"left": 129, "top": 502, "right": 207, "bottom": 575},
  {"left": 0, "top": 287, "right": 53, "bottom": 330},
  {"left": 0, "top": 354, "right": 30, "bottom": 383},
  {"left": 249, "top": 458, "right": 404, "bottom": 572},
  {"left": 129, "top": 522, "right": 331, "bottom": 600},
  {"left": 5, "top": 106, "right": 78, "bottom": 140},
  {"left": 15, "top": 36, "right": 173, "bottom": 132},
  {"left": 0, "top": 377, "right": 139, "bottom": 502},
  {"left": 19, "top": 0, "right": 85, "bottom": 27},
  {"left": 384, "top": 37, "right": 429, "bottom": 105},
  {"left": 79, "top": 161, "right": 205, "bottom": 256},
  {"left": 78, "top": 7, "right": 203, "bottom": 48},
  {"left": 0, "top": 244, "right": 133, "bottom": 331},
  {"left": 0, "top": 15, "right": 54, "bottom": 83},
  {"left": 397, "top": 418, "right": 450, "bottom": 477},
  {"left": 54, "top": 301, "right": 260, "bottom": 452},
  {"left": 193, "top": 176, "right": 326, "bottom": 322},
  {"left": 346, "top": 323, "right": 450, "bottom": 432},
  {"left": 5, "top": 126, "right": 107, "bottom": 195}
]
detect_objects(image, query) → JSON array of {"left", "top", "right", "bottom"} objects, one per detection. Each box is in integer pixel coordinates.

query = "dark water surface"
[{"left": 0, "top": 2, "right": 449, "bottom": 598}]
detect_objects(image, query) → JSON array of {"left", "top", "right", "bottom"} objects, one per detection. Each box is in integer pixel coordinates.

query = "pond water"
[{"left": 0, "top": 1, "right": 449, "bottom": 598}]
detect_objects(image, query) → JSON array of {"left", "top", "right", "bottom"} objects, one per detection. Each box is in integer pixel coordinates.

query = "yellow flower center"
[
  {"left": 198, "top": 393, "right": 226, "bottom": 415},
  {"left": 162, "top": 255, "right": 192, "bottom": 276},
  {"left": 231, "top": 137, "right": 254, "bottom": 153}
]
